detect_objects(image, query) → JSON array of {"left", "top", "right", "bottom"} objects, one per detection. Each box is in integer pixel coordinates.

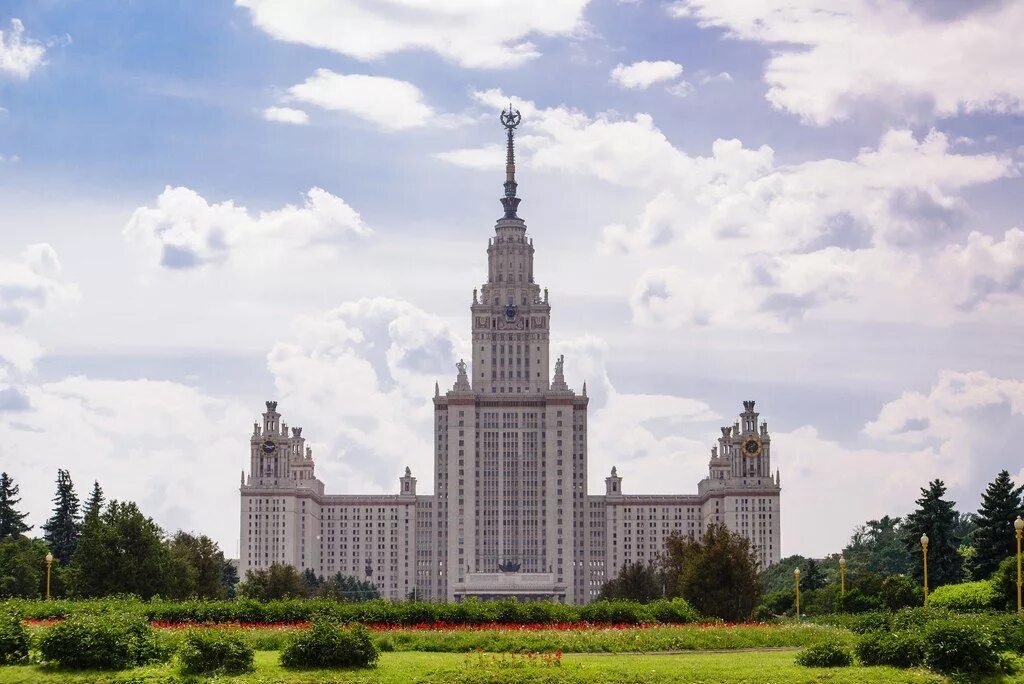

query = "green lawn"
[{"left": 1, "top": 650, "right": 1019, "bottom": 683}]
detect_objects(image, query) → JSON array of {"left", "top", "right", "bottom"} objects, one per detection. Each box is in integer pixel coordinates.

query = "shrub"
[
  {"left": 644, "top": 598, "right": 700, "bottom": 624},
  {"left": 795, "top": 639, "right": 853, "bottom": 667},
  {"left": 855, "top": 630, "right": 925, "bottom": 668},
  {"left": 879, "top": 575, "right": 919, "bottom": 610},
  {"left": 928, "top": 580, "right": 999, "bottom": 612},
  {"left": 922, "top": 619, "right": 1000, "bottom": 675},
  {"left": 280, "top": 621, "right": 378, "bottom": 669},
  {"left": 990, "top": 555, "right": 1018, "bottom": 611},
  {"left": 0, "top": 612, "right": 29, "bottom": 665},
  {"left": 837, "top": 588, "right": 881, "bottom": 613},
  {"left": 38, "top": 614, "right": 166, "bottom": 670},
  {"left": 177, "top": 630, "right": 254, "bottom": 675}
]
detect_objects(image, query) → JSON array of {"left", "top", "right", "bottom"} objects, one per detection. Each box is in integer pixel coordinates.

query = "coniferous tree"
[
  {"left": 0, "top": 472, "right": 32, "bottom": 540},
  {"left": 970, "top": 470, "right": 1024, "bottom": 579},
  {"left": 83, "top": 481, "right": 104, "bottom": 525},
  {"left": 42, "top": 469, "right": 81, "bottom": 565},
  {"left": 902, "top": 479, "right": 963, "bottom": 588},
  {"left": 801, "top": 558, "right": 826, "bottom": 591}
]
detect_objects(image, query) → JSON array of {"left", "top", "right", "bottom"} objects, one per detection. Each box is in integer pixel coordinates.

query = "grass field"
[{"left": 0, "top": 650, "right": 1020, "bottom": 683}]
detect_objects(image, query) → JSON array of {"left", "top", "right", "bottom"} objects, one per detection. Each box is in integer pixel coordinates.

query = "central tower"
[
  {"left": 431, "top": 107, "right": 590, "bottom": 603},
  {"left": 471, "top": 106, "right": 551, "bottom": 395}
]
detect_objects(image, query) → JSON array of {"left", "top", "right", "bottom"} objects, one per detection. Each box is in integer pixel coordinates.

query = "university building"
[{"left": 239, "top": 109, "right": 782, "bottom": 604}]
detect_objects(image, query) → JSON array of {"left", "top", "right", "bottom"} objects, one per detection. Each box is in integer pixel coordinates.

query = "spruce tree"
[
  {"left": 902, "top": 479, "right": 963, "bottom": 588},
  {"left": 83, "top": 481, "right": 104, "bottom": 525},
  {"left": 42, "top": 469, "right": 81, "bottom": 565},
  {"left": 970, "top": 470, "right": 1024, "bottom": 579},
  {"left": 0, "top": 472, "right": 32, "bottom": 540},
  {"left": 801, "top": 558, "right": 826, "bottom": 591}
]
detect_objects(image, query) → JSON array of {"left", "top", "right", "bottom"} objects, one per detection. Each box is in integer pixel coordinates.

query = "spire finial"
[{"left": 499, "top": 105, "right": 522, "bottom": 219}]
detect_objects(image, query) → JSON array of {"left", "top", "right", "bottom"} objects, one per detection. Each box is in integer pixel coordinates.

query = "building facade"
[{"left": 239, "top": 109, "right": 782, "bottom": 604}]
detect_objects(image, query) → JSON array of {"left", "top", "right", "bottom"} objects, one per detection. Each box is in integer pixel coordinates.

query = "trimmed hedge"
[
  {"left": 38, "top": 614, "right": 167, "bottom": 670},
  {"left": 795, "top": 640, "right": 853, "bottom": 667},
  {"left": 280, "top": 621, "right": 377, "bottom": 669},
  {"left": 177, "top": 630, "right": 254, "bottom": 675},
  {"left": 3, "top": 596, "right": 702, "bottom": 626},
  {"left": 0, "top": 612, "right": 29, "bottom": 665},
  {"left": 928, "top": 580, "right": 999, "bottom": 612}
]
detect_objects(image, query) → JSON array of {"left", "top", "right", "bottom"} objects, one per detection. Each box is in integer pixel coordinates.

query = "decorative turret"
[
  {"left": 605, "top": 466, "right": 622, "bottom": 496},
  {"left": 400, "top": 466, "right": 417, "bottom": 496}
]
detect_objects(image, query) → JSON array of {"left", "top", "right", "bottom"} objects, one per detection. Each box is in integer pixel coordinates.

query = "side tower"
[
  {"left": 699, "top": 400, "right": 781, "bottom": 567},
  {"left": 432, "top": 107, "right": 590, "bottom": 603}
]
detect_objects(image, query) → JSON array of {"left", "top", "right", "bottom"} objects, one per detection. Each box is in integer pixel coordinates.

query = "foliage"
[
  {"left": 752, "top": 589, "right": 793, "bottom": 619},
  {"left": 280, "top": 621, "right": 378, "bottom": 669},
  {"left": 928, "top": 579, "right": 999, "bottom": 611},
  {"left": 82, "top": 481, "right": 104, "bottom": 526},
  {"left": 0, "top": 537, "right": 51, "bottom": 598},
  {"left": 800, "top": 559, "right": 825, "bottom": 591},
  {"left": 901, "top": 479, "right": 964, "bottom": 588},
  {"left": 66, "top": 500, "right": 172, "bottom": 599},
  {"left": 878, "top": 574, "right": 919, "bottom": 610},
  {"left": 970, "top": 470, "right": 1024, "bottom": 580},
  {"left": 991, "top": 555, "right": 1019, "bottom": 611},
  {"left": 0, "top": 612, "right": 28, "bottom": 665},
  {"left": 318, "top": 572, "right": 381, "bottom": 601},
  {"left": 794, "top": 639, "right": 853, "bottom": 667},
  {"left": 238, "top": 563, "right": 308, "bottom": 600},
  {"left": 38, "top": 614, "right": 167, "bottom": 670},
  {"left": 836, "top": 588, "right": 881, "bottom": 613},
  {"left": 855, "top": 630, "right": 925, "bottom": 668},
  {"left": 663, "top": 524, "right": 760, "bottom": 621},
  {"left": 0, "top": 474, "right": 31, "bottom": 542},
  {"left": 165, "top": 531, "right": 231, "bottom": 599},
  {"left": 921, "top": 618, "right": 1001, "bottom": 674},
  {"left": 842, "top": 516, "right": 912, "bottom": 577},
  {"left": 41, "top": 469, "right": 81, "bottom": 566},
  {"left": 177, "top": 629, "right": 254, "bottom": 675},
  {"left": 598, "top": 562, "right": 664, "bottom": 602},
  {"left": 758, "top": 555, "right": 806, "bottom": 594}
]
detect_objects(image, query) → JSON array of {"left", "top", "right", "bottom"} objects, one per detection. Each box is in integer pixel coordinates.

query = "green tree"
[
  {"left": 801, "top": 558, "right": 826, "bottom": 591},
  {"left": 301, "top": 568, "right": 322, "bottom": 593},
  {"left": 166, "top": 531, "right": 229, "bottom": 599},
  {"left": 0, "top": 473, "right": 32, "bottom": 540},
  {"left": 843, "top": 515, "right": 911, "bottom": 576},
  {"left": 879, "top": 574, "right": 919, "bottom": 610},
  {"left": 902, "top": 479, "right": 963, "bottom": 588},
  {"left": 598, "top": 561, "right": 664, "bottom": 602},
  {"left": 222, "top": 559, "right": 239, "bottom": 598},
  {"left": 238, "top": 563, "right": 307, "bottom": 600},
  {"left": 41, "top": 469, "right": 81, "bottom": 565},
  {"left": 969, "top": 470, "right": 1024, "bottom": 580},
  {"left": 0, "top": 536, "right": 51, "bottom": 597},
  {"left": 318, "top": 572, "right": 381, "bottom": 602},
  {"left": 66, "top": 500, "right": 171, "bottom": 598},
  {"left": 663, "top": 524, "right": 761, "bottom": 621},
  {"left": 83, "top": 480, "right": 104, "bottom": 525},
  {"left": 758, "top": 555, "right": 807, "bottom": 594}
]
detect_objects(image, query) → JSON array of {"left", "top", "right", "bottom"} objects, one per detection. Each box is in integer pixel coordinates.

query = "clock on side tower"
[{"left": 730, "top": 400, "right": 771, "bottom": 479}]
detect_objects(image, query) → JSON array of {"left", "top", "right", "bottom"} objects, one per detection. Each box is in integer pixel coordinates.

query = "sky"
[{"left": 1, "top": 0, "right": 1024, "bottom": 560}]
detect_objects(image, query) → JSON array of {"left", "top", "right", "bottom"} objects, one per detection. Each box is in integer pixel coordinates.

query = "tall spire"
[{"left": 499, "top": 104, "right": 522, "bottom": 219}]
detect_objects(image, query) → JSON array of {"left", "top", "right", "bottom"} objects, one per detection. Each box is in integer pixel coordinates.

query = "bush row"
[
  {"left": 7, "top": 613, "right": 378, "bottom": 673},
  {"left": 799, "top": 610, "right": 1024, "bottom": 676},
  {"left": 3, "top": 596, "right": 700, "bottom": 626}
]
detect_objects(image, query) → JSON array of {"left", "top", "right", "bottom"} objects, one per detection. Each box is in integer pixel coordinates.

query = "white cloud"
[
  {"left": 3, "top": 376, "right": 251, "bottom": 555},
  {"left": 236, "top": 0, "right": 591, "bottom": 69},
  {"left": 123, "top": 185, "right": 371, "bottom": 270},
  {"left": 433, "top": 143, "right": 505, "bottom": 170},
  {"left": 286, "top": 70, "right": 437, "bottom": 131},
  {"left": 0, "top": 244, "right": 78, "bottom": 328},
  {"left": 610, "top": 60, "right": 684, "bottom": 89},
  {"left": 700, "top": 71, "right": 732, "bottom": 84},
  {"left": 0, "top": 19, "right": 45, "bottom": 79},
  {"left": 671, "top": 0, "right": 1024, "bottom": 125},
  {"left": 444, "top": 92, "right": 1021, "bottom": 331},
  {"left": 262, "top": 106, "right": 309, "bottom": 125},
  {"left": 665, "top": 80, "right": 695, "bottom": 98}
]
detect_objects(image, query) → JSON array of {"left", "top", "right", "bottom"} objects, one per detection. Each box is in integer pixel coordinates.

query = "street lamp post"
[
  {"left": 1015, "top": 516, "right": 1023, "bottom": 614},
  {"left": 44, "top": 552, "right": 52, "bottom": 602},
  {"left": 794, "top": 567, "right": 801, "bottom": 619},
  {"left": 920, "top": 533, "right": 929, "bottom": 607},
  {"left": 839, "top": 555, "right": 846, "bottom": 597}
]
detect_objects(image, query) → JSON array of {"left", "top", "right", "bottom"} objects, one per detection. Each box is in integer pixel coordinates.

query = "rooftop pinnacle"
[{"left": 499, "top": 104, "right": 522, "bottom": 220}]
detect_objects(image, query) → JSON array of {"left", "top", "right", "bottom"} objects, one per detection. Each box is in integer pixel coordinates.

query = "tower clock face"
[
  {"left": 262, "top": 439, "right": 277, "bottom": 454},
  {"left": 504, "top": 304, "right": 518, "bottom": 320},
  {"left": 742, "top": 437, "right": 762, "bottom": 457}
]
